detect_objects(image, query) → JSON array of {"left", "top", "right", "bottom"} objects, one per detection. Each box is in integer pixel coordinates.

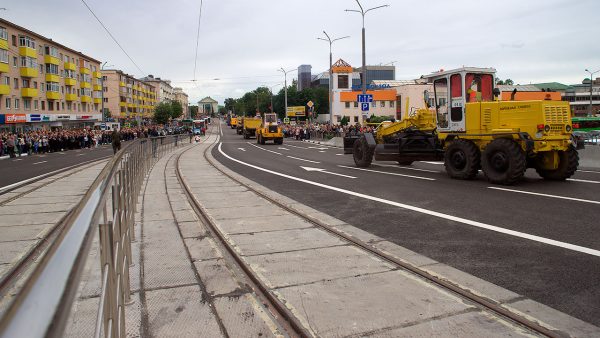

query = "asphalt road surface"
[
  {"left": 0, "top": 145, "right": 114, "bottom": 189},
  {"left": 212, "top": 120, "right": 600, "bottom": 327}
]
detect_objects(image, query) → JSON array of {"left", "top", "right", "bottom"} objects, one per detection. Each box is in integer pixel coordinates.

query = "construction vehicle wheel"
[
  {"left": 397, "top": 160, "right": 414, "bottom": 165},
  {"left": 444, "top": 139, "right": 480, "bottom": 180},
  {"left": 257, "top": 135, "right": 261, "bottom": 144},
  {"left": 274, "top": 138, "right": 283, "bottom": 145},
  {"left": 353, "top": 137, "right": 373, "bottom": 167},
  {"left": 260, "top": 135, "right": 266, "bottom": 145},
  {"left": 481, "top": 138, "right": 526, "bottom": 185},
  {"left": 535, "top": 147, "right": 579, "bottom": 180}
]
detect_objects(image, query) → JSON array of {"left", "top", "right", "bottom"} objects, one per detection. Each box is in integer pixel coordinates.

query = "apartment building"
[
  {"left": 173, "top": 87, "right": 189, "bottom": 118},
  {"left": 0, "top": 18, "right": 102, "bottom": 130},
  {"left": 139, "top": 75, "right": 174, "bottom": 103},
  {"left": 102, "top": 69, "right": 156, "bottom": 122}
]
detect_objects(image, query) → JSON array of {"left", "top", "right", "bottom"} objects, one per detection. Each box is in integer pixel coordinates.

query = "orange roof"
[
  {"left": 340, "top": 90, "right": 397, "bottom": 102},
  {"left": 500, "top": 92, "right": 561, "bottom": 101}
]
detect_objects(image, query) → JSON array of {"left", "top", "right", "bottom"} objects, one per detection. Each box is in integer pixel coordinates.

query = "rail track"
[{"left": 171, "top": 120, "right": 561, "bottom": 338}]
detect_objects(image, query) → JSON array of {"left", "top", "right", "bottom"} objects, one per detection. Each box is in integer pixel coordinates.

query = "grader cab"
[{"left": 348, "top": 67, "right": 582, "bottom": 185}]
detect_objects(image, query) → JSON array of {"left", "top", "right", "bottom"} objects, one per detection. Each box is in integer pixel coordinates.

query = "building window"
[
  {"left": 46, "top": 63, "right": 59, "bottom": 75},
  {"left": 5, "top": 97, "right": 10, "bottom": 109},
  {"left": 61, "top": 102, "right": 65, "bottom": 110},
  {"left": 46, "top": 82, "right": 59, "bottom": 92},
  {"left": 390, "top": 101, "right": 395, "bottom": 107},
  {"left": 23, "top": 98, "right": 31, "bottom": 110},
  {"left": 12, "top": 56, "right": 17, "bottom": 67},
  {"left": 13, "top": 78, "right": 18, "bottom": 89},
  {"left": 39, "top": 64, "right": 44, "bottom": 73},
  {"left": 41, "top": 101, "right": 45, "bottom": 110},
  {"left": 18, "top": 35, "right": 36, "bottom": 49},
  {"left": 2, "top": 76, "right": 9, "bottom": 85},
  {"left": 11, "top": 35, "right": 16, "bottom": 47},
  {"left": 22, "top": 79, "right": 29, "bottom": 88},
  {"left": 354, "top": 101, "right": 358, "bottom": 108},
  {"left": 0, "top": 49, "right": 8, "bottom": 64},
  {"left": 20, "top": 56, "right": 37, "bottom": 69},
  {"left": 371, "top": 102, "right": 376, "bottom": 107},
  {"left": 41, "top": 83, "right": 45, "bottom": 93},
  {"left": 44, "top": 46, "right": 59, "bottom": 58},
  {"left": 354, "top": 116, "right": 359, "bottom": 123},
  {"left": 338, "top": 75, "right": 349, "bottom": 89},
  {"left": 345, "top": 102, "right": 350, "bottom": 108},
  {"left": 0, "top": 27, "right": 8, "bottom": 41},
  {"left": 380, "top": 101, "right": 385, "bottom": 107},
  {"left": 34, "top": 100, "right": 38, "bottom": 110},
  {"left": 14, "top": 98, "right": 19, "bottom": 109}
]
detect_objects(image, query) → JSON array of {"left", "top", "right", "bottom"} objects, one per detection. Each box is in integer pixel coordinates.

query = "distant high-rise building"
[
  {"left": 355, "top": 65, "right": 396, "bottom": 88},
  {"left": 297, "top": 65, "right": 312, "bottom": 91}
]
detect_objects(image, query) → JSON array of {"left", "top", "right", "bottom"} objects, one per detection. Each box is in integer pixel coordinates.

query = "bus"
[
  {"left": 192, "top": 119, "right": 206, "bottom": 135},
  {"left": 572, "top": 116, "right": 600, "bottom": 132}
]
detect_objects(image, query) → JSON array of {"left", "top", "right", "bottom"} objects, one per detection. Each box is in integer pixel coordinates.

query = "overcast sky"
[{"left": 2, "top": 0, "right": 599, "bottom": 105}]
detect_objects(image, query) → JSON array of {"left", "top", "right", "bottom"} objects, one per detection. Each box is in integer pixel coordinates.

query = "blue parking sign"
[{"left": 361, "top": 103, "right": 370, "bottom": 111}]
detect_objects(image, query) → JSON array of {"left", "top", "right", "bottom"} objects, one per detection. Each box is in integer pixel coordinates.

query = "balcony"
[
  {"left": 0, "top": 62, "right": 8, "bottom": 73},
  {"left": 79, "top": 67, "right": 91, "bottom": 75},
  {"left": 20, "top": 67, "right": 38, "bottom": 78},
  {"left": 81, "top": 95, "right": 92, "bottom": 103},
  {"left": 80, "top": 81, "right": 91, "bottom": 89},
  {"left": 44, "top": 55, "right": 60, "bottom": 65},
  {"left": 119, "top": 102, "right": 126, "bottom": 107},
  {"left": 0, "top": 40, "right": 7, "bottom": 50},
  {"left": 92, "top": 71, "right": 101, "bottom": 78},
  {"left": 65, "top": 93, "right": 78, "bottom": 101},
  {"left": 46, "top": 73, "right": 60, "bottom": 83},
  {"left": 46, "top": 91, "right": 61, "bottom": 100},
  {"left": 21, "top": 88, "right": 38, "bottom": 97},
  {"left": 18, "top": 46, "right": 37, "bottom": 58},
  {"left": 65, "top": 78, "right": 77, "bottom": 86},
  {"left": 94, "top": 98, "right": 102, "bottom": 104},
  {"left": 64, "top": 62, "right": 76, "bottom": 71},
  {"left": 93, "top": 84, "right": 102, "bottom": 91},
  {"left": 0, "top": 84, "right": 9, "bottom": 95}
]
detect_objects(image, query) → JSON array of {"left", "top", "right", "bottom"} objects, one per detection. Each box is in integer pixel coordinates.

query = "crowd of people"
[
  {"left": 281, "top": 123, "right": 375, "bottom": 141},
  {"left": 0, "top": 126, "right": 166, "bottom": 158}
]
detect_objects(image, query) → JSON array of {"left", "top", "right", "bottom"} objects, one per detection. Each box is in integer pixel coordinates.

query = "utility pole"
[
  {"left": 318, "top": 31, "right": 349, "bottom": 124},
  {"left": 346, "top": 0, "right": 389, "bottom": 95},
  {"left": 278, "top": 68, "right": 295, "bottom": 119},
  {"left": 585, "top": 68, "right": 599, "bottom": 116}
]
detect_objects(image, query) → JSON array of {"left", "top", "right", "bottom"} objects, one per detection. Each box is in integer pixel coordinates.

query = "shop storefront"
[{"left": 0, "top": 113, "right": 102, "bottom": 132}]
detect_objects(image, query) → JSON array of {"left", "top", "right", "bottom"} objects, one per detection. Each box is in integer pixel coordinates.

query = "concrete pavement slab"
[
  {"left": 0, "top": 212, "right": 65, "bottom": 226},
  {"left": 228, "top": 228, "right": 346, "bottom": 256},
  {"left": 245, "top": 245, "right": 395, "bottom": 288},
  {"left": 213, "top": 294, "right": 279, "bottom": 338},
  {"left": 373, "top": 240, "right": 439, "bottom": 267},
  {"left": 191, "top": 186, "right": 248, "bottom": 194},
  {"left": 173, "top": 209, "right": 199, "bottom": 223},
  {"left": 206, "top": 205, "right": 289, "bottom": 220},
  {"left": 0, "top": 203, "right": 73, "bottom": 215},
  {"left": 193, "top": 259, "right": 243, "bottom": 297},
  {"left": 145, "top": 285, "right": 223, "bottom": 338},
  {"left": 178, "top": 221, "right": 208, "bottom": 239},
  {"left": 331, "top": 223, "right": 386, "bottom": 244},
  {"left": 213, "top": 214, "right": 314, "bottom": 234},
  {"left": 0, "top": 223, "right": 51, "bottom": 242},
  {"left": 5, "top": 196, "right": 81, "bottom": 206},
  {"left": 275, "top": 270, "right": 474, "bottom": 337},
  {"left": 184, "top": 237, "right": 223, "bottom": 261},
  {"left": 0, "top": 240, "right": 36, "bottom": 264}
]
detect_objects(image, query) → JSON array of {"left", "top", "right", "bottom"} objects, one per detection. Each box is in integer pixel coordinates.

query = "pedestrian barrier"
[{"left": 0, "top": 135, "right": 189, "bottom": 338}]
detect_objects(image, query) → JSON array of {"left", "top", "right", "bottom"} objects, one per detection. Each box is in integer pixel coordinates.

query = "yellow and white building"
[
  {"left": 0, "top": 18, "right": 102, "bottom": 130},
  {"left": 102, "top": 69, "right": 156, "bottom": 121}
]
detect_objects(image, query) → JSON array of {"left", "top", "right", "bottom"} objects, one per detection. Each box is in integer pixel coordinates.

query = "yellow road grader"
[{"left": 345, "top": 67, "right": 583, "bottom": 185}]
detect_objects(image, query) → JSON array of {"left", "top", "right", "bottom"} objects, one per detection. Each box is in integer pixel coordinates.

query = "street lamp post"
[
  {"left": 278, "top": 68, "right": 295, "bottom": 119},
  {"left": 100, "top": 62, "right": 113, "bottom": 125},
  {"left": 345, "top": 0, "right": 389, "bottom": 96},
  {"left": 585, "top": 68, "right": 599, "bottom": 116},
  {"left": 318, "top": 31, "right": 350, "bottom": 124}
]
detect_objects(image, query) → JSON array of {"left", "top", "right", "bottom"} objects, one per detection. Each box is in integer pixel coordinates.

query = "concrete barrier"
[{"left": 579, "top": 145, "right": 600, "bottom": 169}]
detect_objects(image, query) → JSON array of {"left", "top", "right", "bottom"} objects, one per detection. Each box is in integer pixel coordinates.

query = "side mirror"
[{"left": 493, "top": 88, "right": 500, "bottom": 98}]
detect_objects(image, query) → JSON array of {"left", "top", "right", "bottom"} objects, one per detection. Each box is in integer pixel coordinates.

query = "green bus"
[{"left": 572, "top": 117, "right": 600, "bottom": 132}]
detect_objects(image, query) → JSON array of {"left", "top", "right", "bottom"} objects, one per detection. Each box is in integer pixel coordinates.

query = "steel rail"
[
  {"left": 175, "top": 128, "right": 310, "bottom": 338},
  {"left": 204, "top": 123, "right": 561, "bottom": 338}
]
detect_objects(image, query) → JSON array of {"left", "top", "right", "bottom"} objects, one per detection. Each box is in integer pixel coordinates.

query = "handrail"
[{"left": 0, "top": 134, "right": 190, "bottom": 338}]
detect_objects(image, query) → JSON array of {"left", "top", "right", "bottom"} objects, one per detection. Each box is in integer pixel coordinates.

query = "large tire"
[
  {"left": 260, "top": 135, "right": 266, "bottom": 145},
  {"left": 274, "top": 138, "right": 283, "bottom": 145},
  {"left": 535, "top": 147, "right": 579, "bottom": 180},
  {"left": 481, "top": 138, "right": 526, "bottom": 185},
  {"left": 397, "top": 160, "right": 414, "bottom": 165},
  {"left": 444, "top": 139, "right": 480, "bottom": 180},
  {"left": 257, "top": 134, "right": 261, "bottom": 144},
  {"left": 353, "top": 136, "right": 374, "bottom": 167}
]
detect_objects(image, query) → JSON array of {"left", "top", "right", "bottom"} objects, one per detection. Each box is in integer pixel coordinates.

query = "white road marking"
[
  {"left": 422, "top": 161, "right": 444, "bottom": 165},
  {"left": 373, "top": 163, "right": 439, "bottom": 174},
  {"left": 33, "top": 161, "right": 48, "bottom": 165},
  {"left": 319, "top": 151, "right": 326, "bottom": 153},
  {"left": 300, "top": 166, "right": 357, "bottom": 179},
  {"left": 339, "top": 165, "right": 435, "bottom": 181},
  {"left": 336, "top": 154, "right": 344, "bottom": 156},
  {"left": 567, "top": 178, "right": 600, "bottom": 184},
  {"left": 219, "top": 143, "right": 600, "bottom": 257},
  {"left": 287, "top": 156, "right": 320, "bottom": 164},
  {"left": 77, "top": 154, "right": 85, "bottom": 156},
  {"left": 308, "top": 146, "right": 329, "bottom": 150},
  {"left": 247, "top": 142, "right": 282, "bottom": 155},
  {"left": 237, "top": 148, "right": 246, "bottom": 152},
  {"left": 285, "top": 144, "right": 311, "bottom": 150},
  {"left": 488, "top": 187, "right": 600, "bottom": 205},
  {"left": 577, "top": 169, "right": 600, "bottom": 174},
  {"left": 13, "top": 159, "right": 22, "bottom": 161},
  {"left": 278, "top": 147, "right": 290, "bottom": 151}
]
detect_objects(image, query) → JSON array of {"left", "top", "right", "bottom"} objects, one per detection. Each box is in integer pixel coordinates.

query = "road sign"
[
  {"left": 361, "top": 103, "right": 370, "bottom": 112},
  {"left": 357, "top": 94, "right": 373, "bottom": 103},
  {"left": 283, "top": 117, "right": 290, "bottom": 124},
  {"left": 307, "top": 100, "right": 314, "bottom": 108}
]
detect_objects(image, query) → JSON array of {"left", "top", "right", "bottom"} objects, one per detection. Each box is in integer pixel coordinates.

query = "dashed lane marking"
[
  {"left": 246, "top": 142, "right": 282, "bottom": 155},
  {"left": 488, "top": 187, "right": 600, "bottom": 205},
  {"left": 422, "top": 161, "right": 444, "bottom": 165},
  {"left": 286, "top": 156, "right": 320, "bottom": 164},
  {"left": 278, "top": 147, "right": 290, "bottom": 151},
  {"left": 32, "top": 161, "right": 48, "bottom": 165},
  {"left": 567, "top": 178, "right": 600, "bottom": 184},
  {"left": 218, "top": 143, "right": 600, "bottom": 257},
  {"left": 284, "top": 144, "right": 311, "bottom": 150},
  {"left": 339, "top": 165, "right": 435, "bottom": 181},
  {"left": 372, "top": 163, "right": 439, "bottom": 174}
]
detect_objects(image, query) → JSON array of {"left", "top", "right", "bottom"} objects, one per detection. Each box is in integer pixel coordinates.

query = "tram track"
[{"left": 178, "top": 121, "right": 562, "bottom": 337}]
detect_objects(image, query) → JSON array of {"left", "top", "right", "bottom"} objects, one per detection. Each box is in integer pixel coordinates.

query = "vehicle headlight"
[{"left": 565, "top": 125, "right": 572, "bottom": 132}]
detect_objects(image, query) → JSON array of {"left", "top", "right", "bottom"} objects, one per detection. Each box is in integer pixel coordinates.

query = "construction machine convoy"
[
  {"left": 345, "top": 67, "right": 583, "bottom": 185},
  {"left": 256, "top": 113, "right": 284, "bottom": 144}
]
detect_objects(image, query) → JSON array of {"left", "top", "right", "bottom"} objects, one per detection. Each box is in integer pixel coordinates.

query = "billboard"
[{"left": 286, "top": 106, "right": 306, "bottom": 117}]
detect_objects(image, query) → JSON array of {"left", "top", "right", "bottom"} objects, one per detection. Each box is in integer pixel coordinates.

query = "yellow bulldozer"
[
  {"left": 345, "top": 67, "right": 583, "bottom": 185},
  {"left": 256, "top": 113, "right": 284, "bottom": 145}
]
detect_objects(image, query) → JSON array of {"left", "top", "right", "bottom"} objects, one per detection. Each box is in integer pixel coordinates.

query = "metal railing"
[{"left": 0, "top": 135, "right": 190, "bottom": 338}]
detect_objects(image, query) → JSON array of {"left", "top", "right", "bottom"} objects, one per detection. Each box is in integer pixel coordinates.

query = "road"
[
  {"left": 212, "top": 120, "right": 600, "bottom": 326},
  {"left": 0, "top": 145, "right": 114, "bottom": 189}
]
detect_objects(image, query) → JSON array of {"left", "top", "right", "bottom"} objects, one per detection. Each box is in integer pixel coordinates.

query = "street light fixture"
[
  {"left": 318, "top": 31, "right": 350, "bottom": 124},
  {"left": 278, "top": 68, "right": 295, "bottom": 119},
  {"left": 585, "top": 68, "right": 599, "bottom": 116},
  {"left": 345, "top": 0, "right": 389, "bottom": 95}
]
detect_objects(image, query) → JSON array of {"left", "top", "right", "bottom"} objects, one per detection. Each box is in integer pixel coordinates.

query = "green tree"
[
  {"left": 189, "top": 105, "right": 198, "bottom": 119},
  {"left": 153, "top": 102, "right": 172, "bottom": 125},
  {"left": 170, "top": 100, "right": 183, "bottom": 120},
  {"left": 340, "top": 116, "right": 350, "bottom": 126}
]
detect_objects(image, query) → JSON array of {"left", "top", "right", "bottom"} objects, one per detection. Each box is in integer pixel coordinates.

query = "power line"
[
  {"left": 79, "top": 0, "right": 145, "bottom": 76},
  {"left": 193, "top": 0, "right": 203, "bottom": 81}
]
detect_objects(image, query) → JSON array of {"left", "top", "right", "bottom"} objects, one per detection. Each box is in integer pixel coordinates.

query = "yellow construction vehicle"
[
  {"left": 256, "top": 113, "right": 284, "bottom": 145},
  {"left": 230, "top": 117, "right": 238, "bottom": 129},
  {"left": 346, "top": 67, "right": 583, "bottom": 185},
  {"left": 242, "top": 116, "right": 262, "bottom": 139}
]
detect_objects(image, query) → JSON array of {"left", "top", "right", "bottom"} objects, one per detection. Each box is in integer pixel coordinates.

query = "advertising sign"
[
  {"left": 5, "top": 114, "right": 27, "bottom": 124},
  {"left": 286, "top": 106, "right": 306, "bottom": 117}
]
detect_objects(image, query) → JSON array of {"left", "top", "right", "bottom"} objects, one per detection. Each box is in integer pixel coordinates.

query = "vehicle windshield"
[{"left": 434, "top": 78, "right": 449, "bottom": 128}]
